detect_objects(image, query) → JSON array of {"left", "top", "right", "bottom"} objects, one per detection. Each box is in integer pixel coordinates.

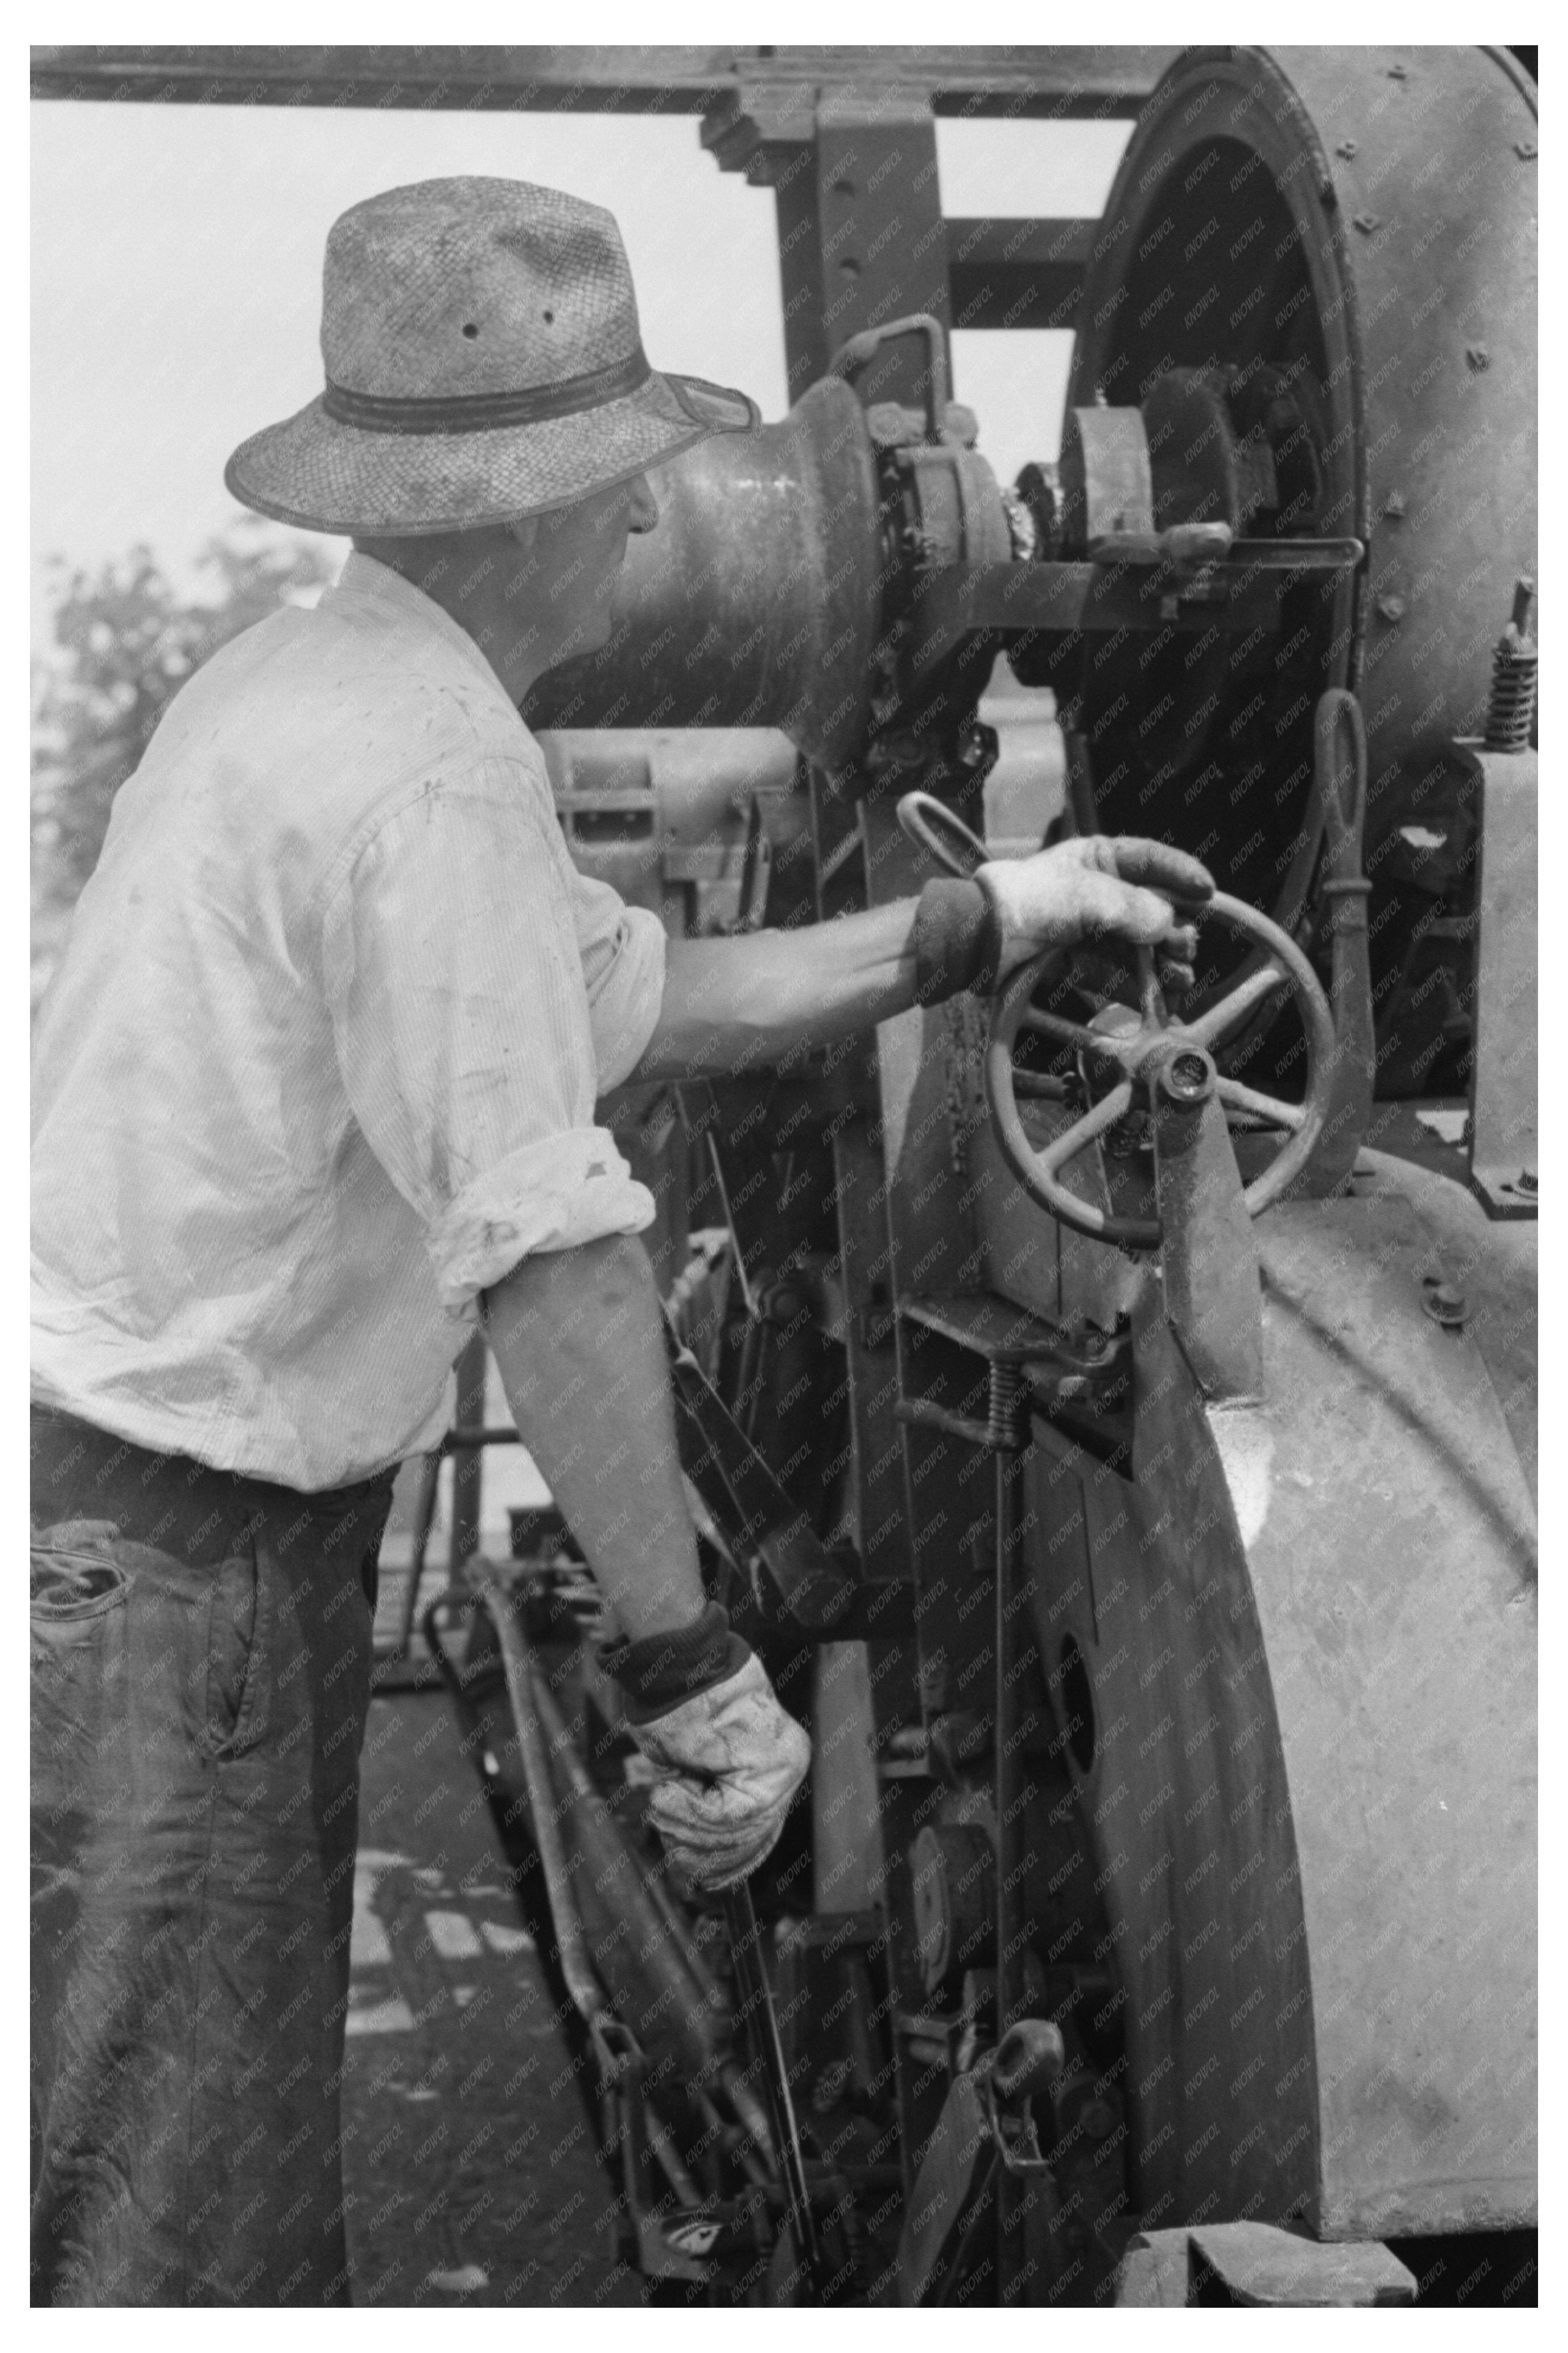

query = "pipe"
[{"left": 1305, "top": 689, "right": 1375, "bottom": 1195}]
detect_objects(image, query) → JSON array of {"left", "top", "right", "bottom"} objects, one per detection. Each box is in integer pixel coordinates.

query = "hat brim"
[{"left": 224, "top": 369, "right": 757, "bottom": 536}]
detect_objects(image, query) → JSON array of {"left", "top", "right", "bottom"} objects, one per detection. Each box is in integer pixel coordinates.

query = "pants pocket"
[
  {"left": 31, "top": 1529, "right": 133, "bottom": 1828},
  {"left": 30, "top": 1524, "right": 131, "bottom": 1625},
  {"left": 201, "top": 1539, "right": 272, "bottom": 1760}
]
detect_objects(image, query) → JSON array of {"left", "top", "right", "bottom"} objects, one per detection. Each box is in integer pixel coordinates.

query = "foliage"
[{"left": 31, "top": 519, "right": 336, "bottom": 1004}]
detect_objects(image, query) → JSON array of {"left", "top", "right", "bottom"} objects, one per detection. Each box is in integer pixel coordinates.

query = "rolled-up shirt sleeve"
[{"left": 322, "top": 758, "right": 667, "bottom": 1313}]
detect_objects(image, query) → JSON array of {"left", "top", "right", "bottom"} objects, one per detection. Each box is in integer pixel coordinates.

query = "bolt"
[
  {"left": 1381, "top": 490, "right": 1407, "bottom": 519},
  {"left": 1515, "top": 139, "right": 1537, "bottom": 160},
  {"left": 1466, "top": 345, "right": 1490, "bottom": 372},
  {"left": 1353, "top": 213, "right": 1383, "bottom": 235},
  {"left": 1388, "top": 61, "right": 1408, "bottom": 78},
  {"left": 1336, "top": 138, "right": 1358, "bottom": 159},
  {"left": 1376, "top": 594, "right": 1407, "bottom": 623}
]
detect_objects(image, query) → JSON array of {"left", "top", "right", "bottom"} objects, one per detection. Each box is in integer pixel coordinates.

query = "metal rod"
[
  {"left": 450, "top": 1329, "right": 489, "bottom": 1573},
  {"left": 478, "top": 1576, "right": 618, "bottom": 2043},
  {"left": 706, "top": 1133, "right": 760, "bottom": 1319},
  {"left": 385, "top": 1448, "right": 442, "bottom": 1662},
  {"left": 723, "top": 1881, "right": 829, "bottom": 2300},
  {"left": 714, "top": 2063, "right": 780, "bottom": 2178},
  {"left": 993, "top": 1382, "right": 1030, "bottom": 2306},
  {"left": 645, "top": 2110, "right": 706, "bottom": 2211}
]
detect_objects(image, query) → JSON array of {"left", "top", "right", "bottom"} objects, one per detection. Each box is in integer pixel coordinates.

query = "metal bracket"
[{"left": 1456, "top": 735, "right": 1537, "bottom": 1219}]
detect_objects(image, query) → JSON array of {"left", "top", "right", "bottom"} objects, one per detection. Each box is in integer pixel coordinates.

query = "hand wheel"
[{"left": 985, "top": 899, "right": 1336, "bottom": 1250}]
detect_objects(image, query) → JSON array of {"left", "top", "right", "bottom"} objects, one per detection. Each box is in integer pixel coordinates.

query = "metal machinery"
[{"left": 35, "top": 43, "right": 1539, "bottom": 2308}]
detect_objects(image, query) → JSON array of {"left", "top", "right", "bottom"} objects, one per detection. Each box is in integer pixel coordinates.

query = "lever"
[
  {"left": 1085, "top": 521, "right": 1233, "bottom": 568},
  {"left": 897, "top": 789, "right": 989, "bottom": 879}
]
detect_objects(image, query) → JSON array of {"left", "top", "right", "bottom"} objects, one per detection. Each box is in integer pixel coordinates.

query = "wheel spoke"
[
  {"left": 1011, "top": 1069, "right": 1070, "bottom": 1101},
  {"left": 1185, "top": 956, "right": 1290, "bottom": 1049},
  {"left": 1019, "top": 1005, "right": 1125, "bottom": 1060},
  {"left": 1216, "top": 1075, "right": 1306, "bottom": 1132},
  {"left": 1038, "top": 1079, "right": 1134, "bottom": 1176}
]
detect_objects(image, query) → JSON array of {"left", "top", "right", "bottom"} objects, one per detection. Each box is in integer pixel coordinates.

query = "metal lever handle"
[
  {"left": 829, "top": 311, "right": 949, "bottom": 442},
  {"left": 897, "top": 789, "right": 989, "bottom": 880},
  {"left": 990, "top": 2017, "right": 1067, "bottom": 2103},
  {"left": 1085, "top": 521, "right": 1234, "bottom": 569}
]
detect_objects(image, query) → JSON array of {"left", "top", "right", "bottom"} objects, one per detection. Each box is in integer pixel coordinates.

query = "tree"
[{"left": 31, "top": 519, "right": 335, "bottom": 1007}]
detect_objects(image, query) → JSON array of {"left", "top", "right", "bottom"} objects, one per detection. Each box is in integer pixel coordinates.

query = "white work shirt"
[{"left": 31, "top": 552, "right": 666, "bottom": 1490}]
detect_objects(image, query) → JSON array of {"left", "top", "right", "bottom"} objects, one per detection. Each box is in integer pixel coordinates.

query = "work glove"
[
  {"left": 628, "top": 1652, "right": 811, "bottom": 1896},
  {"left": 976, "top": 835, "right": 1215, "bottom": 992}
]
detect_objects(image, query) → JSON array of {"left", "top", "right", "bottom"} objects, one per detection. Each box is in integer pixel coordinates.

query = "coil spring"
[
  {"left": 987, "top": 1359, "right": 1029, "bottom": 1450},
  {"left": 1485, "top": 642, "right": 1538, "bottom": 752}
]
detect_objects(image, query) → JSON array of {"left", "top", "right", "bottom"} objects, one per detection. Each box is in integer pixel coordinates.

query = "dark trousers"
[{"left": 30, "top": 1406, "right": 396, "bottom": 2307}]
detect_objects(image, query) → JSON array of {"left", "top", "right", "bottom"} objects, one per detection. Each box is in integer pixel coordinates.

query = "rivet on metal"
[
  {"left": 1376, "top": 594, "right": 1407, "bottom": 624},
  {"left": 1336, "top": 139, "right": 1358, "bottom": 159},
  {"left": 1387, "top": 62, "right": 1408, "bottom": 79},
  {"left": 1465, "top": 345, "right": 1490, "bottom": 372},
  {"left": 1421, "top": 1276, "right": 1466, "bottom": 1329},
  {"left": 1381, "top": 490, "right": 1407, "bottom": 519},
  {"left": 1353, "top": 213, "right": 1383, "bottom": 235},
  {"left": 1515, "top": 139, "right": 1537, "bottom": 160}
]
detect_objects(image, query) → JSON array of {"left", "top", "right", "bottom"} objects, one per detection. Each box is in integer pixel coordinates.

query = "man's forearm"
[
  {"left": 481, "top": 1232, "right": 706, "bottom": 1638},
  {"left": 633, "top": 901, "right": 924, "bottom": 1083},
  {"left": 631, "top": 827, "right": 1208, "bottom": 1086}
]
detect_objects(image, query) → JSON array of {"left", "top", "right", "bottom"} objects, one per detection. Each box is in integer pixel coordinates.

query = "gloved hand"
[
  {"left": 976, "top": 835, "right": 1215, "bottom": 989},
  {"left": 628, "top": 1652, "right": 811, "bottom": 1895}
]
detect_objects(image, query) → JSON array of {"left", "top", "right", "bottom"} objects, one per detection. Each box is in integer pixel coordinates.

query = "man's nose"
[{"left": 626, "top": 475, "right": 659, "bottom": 535}]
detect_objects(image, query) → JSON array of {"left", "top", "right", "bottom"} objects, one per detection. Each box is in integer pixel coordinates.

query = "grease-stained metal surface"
[{"left": 1247, "top": 1171, "right": 1536, "bottom": 2236}]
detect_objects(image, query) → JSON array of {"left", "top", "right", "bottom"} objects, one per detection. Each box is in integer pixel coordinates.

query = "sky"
[{"left": 31, "top": 97, "right": 1129, "bottom": 635}]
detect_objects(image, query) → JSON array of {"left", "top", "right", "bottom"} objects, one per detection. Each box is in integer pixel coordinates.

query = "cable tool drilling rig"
[{"left": 35, "top": 41, "right": 1539, "bottom": 2307}]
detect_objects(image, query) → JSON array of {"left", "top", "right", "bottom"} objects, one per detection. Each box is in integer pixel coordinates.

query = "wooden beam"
[
  {"left": 946, "top": 217, "right": 1096, "bottom": 329},
  {"left": 31, "top": 44, "right": 1175, "bottom": 117}
]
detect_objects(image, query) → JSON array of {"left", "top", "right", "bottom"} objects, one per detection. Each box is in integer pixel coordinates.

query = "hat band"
[{"left": 322, "top": 345, "right": 652, "bottom": 436}]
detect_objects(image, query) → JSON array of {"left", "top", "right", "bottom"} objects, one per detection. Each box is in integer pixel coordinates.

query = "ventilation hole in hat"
[{"left": 462, "top": 323, "right": 479, "bottom": 339}]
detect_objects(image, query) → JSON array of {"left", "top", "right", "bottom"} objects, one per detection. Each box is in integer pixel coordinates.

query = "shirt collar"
[{"left": 328, "top": 550, "right": 512, "bottom": 701}]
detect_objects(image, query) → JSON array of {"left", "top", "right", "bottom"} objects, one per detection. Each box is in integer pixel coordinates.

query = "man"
[{"left": 31, "top": 177, "right": 1211, "bottom": 2305}]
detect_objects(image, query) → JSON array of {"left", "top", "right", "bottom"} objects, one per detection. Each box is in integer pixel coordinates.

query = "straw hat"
[{"left": 226, "top": 177, "right": 757, "bottom": 535}]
